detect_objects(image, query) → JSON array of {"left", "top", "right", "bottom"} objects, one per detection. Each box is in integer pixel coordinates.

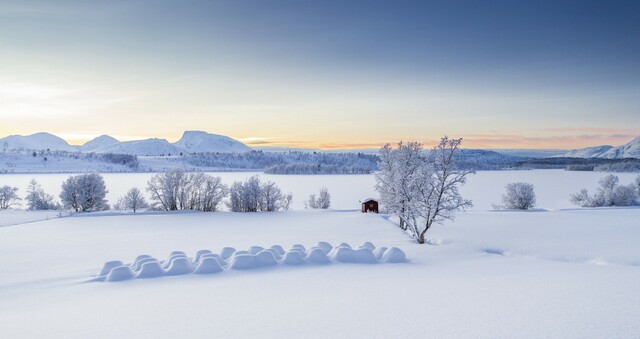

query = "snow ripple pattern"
[{"left": 94, "top": 241, "right": 407, "bottom": 282}]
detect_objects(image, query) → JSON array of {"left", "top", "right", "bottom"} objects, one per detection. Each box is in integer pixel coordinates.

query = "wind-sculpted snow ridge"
[{"left": 93, "top": 241, "right": 407, "bottom": 283}]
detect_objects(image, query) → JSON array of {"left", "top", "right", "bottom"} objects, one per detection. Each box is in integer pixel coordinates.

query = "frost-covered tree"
[
  {"left": 25, "top": 179, "right": 60, "bottom": 210},
  {"left": 0, "top": 185, "right": 21, "bottom": 209},
  {"left": 59, "top": 173, "right": 109, "bottom": 212},
  {"left": 634, "top": 175, "right": 640, "bottom": 196},
  {"left": 500, "top": 182, "right": 536, "bottom": 210},
  {"left": 376, "top": 137, "right": 473, "bottom": 244},
  {"left": 146, "top": 169, "right": 227, "bottom": 211},
  {"left": 228, "top": 176, "right": 290, "bottom": 212},
  {"left": 570, "top": 174, "right": 638, "bottom": 207},
  {"left": 146, "top": 168, "right": 186, "bottom": 211},
  {"left": 375, "top": 142, "right": 423, "bottom": 229},
  {"left": 306, "top": 187, "right": 331, "bottom": 209},
  {"left": 122, "top": 187, "right": 148, "bottom": 213}
]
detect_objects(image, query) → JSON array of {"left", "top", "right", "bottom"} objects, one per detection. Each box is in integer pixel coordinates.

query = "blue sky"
[{"left": 1, "top": 0, "right": 639, "bottom": 148}]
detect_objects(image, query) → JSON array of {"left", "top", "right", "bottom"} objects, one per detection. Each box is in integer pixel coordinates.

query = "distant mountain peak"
[
  {"left": 174, "top": 130, "right": 251, "bottom": 153},
  {"left": 558, "top": 136, "right": 640, "bottom": 159}
]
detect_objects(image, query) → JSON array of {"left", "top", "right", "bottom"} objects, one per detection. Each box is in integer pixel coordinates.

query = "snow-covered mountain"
[
  {"left": 558, "top": 136, "right": 640, "bottom": 159},
  {"left": 80, "top": 135, "right": 120, "bottom": 152},
  {"left": 0, "top": 132, "right": 76, "bottom": 152},
  {"left": 559, "top": 145, "right": 614, "bottom": 158},
  {"left": 96, "top": 138, "right": 182, "bottom": 156},
  {"left": 599, "top": 136, "right": 640, "bottom": 159},
  {"left": 174, "top": 130, "right": 251, "bottom": 153}
]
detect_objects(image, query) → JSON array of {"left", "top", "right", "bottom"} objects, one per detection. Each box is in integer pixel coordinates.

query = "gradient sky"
[{"left": 1, "top": 0, "right": 639, "bottom": 149}]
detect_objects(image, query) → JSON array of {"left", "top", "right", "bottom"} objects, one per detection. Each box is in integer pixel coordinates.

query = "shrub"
[
  {"left": 26, "top": 179, "right": 60, "bottom": 210},
  {"left": 499, "top": 182, "right": 536, "bottom": 210},
  {"left": 306, "top": 187, "right": 331, "bottom": 209}
]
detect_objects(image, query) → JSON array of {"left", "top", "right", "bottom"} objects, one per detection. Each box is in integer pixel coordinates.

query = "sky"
[{"left": 1, "top": 0, "right": 639, "bottom": 149}]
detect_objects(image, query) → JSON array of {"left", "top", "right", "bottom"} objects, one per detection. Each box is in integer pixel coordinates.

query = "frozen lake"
[{"left": 0, "top": 170, "right": 637, "bottom": 211}]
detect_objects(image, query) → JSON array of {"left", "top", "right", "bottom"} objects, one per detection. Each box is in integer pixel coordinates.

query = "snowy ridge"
[
  {"left": 94, "top": 242, "right": 407, "bottom": 282},
  {"left": 558, "top": 136, "right": 640, "bottom": 159},
  {"left": 174, "top": 130, "right": 251, "bottom": 153},
  {"left": 79, "top": 135, "right": 119, "bottom": 152},
  {"left": 0, "top": 132, "right": 76, "bottom": 152},
  {"left": 91, "top": 138, "right": 181, "bottom": 156}
]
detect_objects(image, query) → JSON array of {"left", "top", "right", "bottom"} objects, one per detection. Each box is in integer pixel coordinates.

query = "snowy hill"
[
  {"left": 558, "top": 136, "right": 640, "bottom": 159},
  {"left": 0, "top": 132, "right": 76, "bottom": 152},
  {"left": 560, "top": 145, "right": 614, "bottom": 158},
  {"left": 80, "top": 135, "right": 120, "bottom": 153},
  {"left": 599, "top": 136, "right": 640, "bottom": 159},
  {"left": 173, "top": 130, "right": 251, "bottom": 153},
  {"left": 96, "top": 138, "right": 181, "bottom": 156}
]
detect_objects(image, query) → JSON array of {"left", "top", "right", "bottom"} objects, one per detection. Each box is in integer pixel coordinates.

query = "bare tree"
[
  {"left": 146, "top": 169, "right": 227, "bottom": 211},
  {"left": 499, "top": 182, "right": 536, "bottom": 210},
  {"left": 123, "top": 187, "right": 148, "bottom": 213},
  {"left": 228, "top": 176, "right": 290, "bottom": 212},
  {"left": 0, "top": 185, "right": 21, "bottom": 209},
  {"left": 306, "top": 187, "right": 331, "bottom": 209}
]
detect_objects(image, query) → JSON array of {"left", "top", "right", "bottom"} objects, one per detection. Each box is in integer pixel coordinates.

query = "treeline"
[
  {"left": 185, "top": 151, "right": 378, "bottom": 174},
  {"left": 1, "top": 150, "right": 139, "bottom": 170},
  {"left": 264, "top": 163, "right": 371, "bottom": 174},
  {"left": 512, "top": 157, "right": 640, "bottom": 172}
]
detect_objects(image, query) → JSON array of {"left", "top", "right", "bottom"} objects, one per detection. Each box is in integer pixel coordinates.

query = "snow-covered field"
[
  {"left": 1, "top": 170, "right": 639, "bottom": 338},
  {"left": 1, "top": 169, "right": 638, "bottom": 210}
]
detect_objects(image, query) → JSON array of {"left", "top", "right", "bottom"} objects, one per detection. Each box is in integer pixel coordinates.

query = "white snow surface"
[
  {"left": 2, "top": 169, "right": 638, "bottom": 210},
  {"left": 1, "top": 170, "right": 640, "bottom": 338},
  {"left": 0, "top": 208, "right": 639, "bottom": 338}
]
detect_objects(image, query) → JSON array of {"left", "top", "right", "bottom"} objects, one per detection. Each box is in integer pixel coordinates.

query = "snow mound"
[
  {"left": 359, "top": 241, "right": 376, "bottom": 250},
  {"left": 195, "top": 250, "right": 212, "bottom": 262},
  {"left": 354, "top": 248, "right": 378, "bottom": 264},
  {"left": 270, "top": 245, "right": 285, "bottom": 255},
  {"left": 165, "top": 257, "right": 195, "bottom": 276},
  {"left": 373, "top": 247, "right": 388, "bottom": 260},
  {"left": 198, "top": 253, "right": 226, "bottom": 266},
  {"left": 283, "top": 251, "right": 306, "bottom": 265},
  {"left": 220, "top": 247, "right": 236, "bottom": 260},
  {"left": 229, "top": 254, "right": 259, "bottom": 270},
  {"left": 255, "top": 250, "right": 279, "bottom": 267},
  {"left": 106, "top": 266, "right": 134, "bottom": 282},
  {"left": 249, "top": 246, "right": 265, "bottom": 255},
  {"left": 315, "top": 242, "right": 333, "bottom": 254},
  {"left": 193, "top": 257, "right": 224, "bottom": 274},
  {"left": 381, "top": 247, "right": 407, "bottom": 263},
  {"left": 306, "top": 247, "right": 331, "bottom": 264},
  {"left": 98, "top": 260, "right": 124, "bottom": 277},
  {"left": 132, "top": 257, "right": 158, "bottom": 271},
  {"left": 96, "top": 243, "right": 408, "bottom": 282},
  {"left": 136, "top": 262, "right": 165, "bottom": 278}
]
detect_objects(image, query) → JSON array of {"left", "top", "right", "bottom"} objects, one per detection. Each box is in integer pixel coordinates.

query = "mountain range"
[
  {"left": 0, "top": 131, "right": 252, "bottom": 155},
  {"left": 556, "top": 136, "right": 640, "bottom": 159}
]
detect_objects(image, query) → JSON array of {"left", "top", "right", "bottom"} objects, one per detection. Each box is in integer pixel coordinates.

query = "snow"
[
  {"left": 2, "top": 169, "right": 637, "bottom": 211},
  {"left": 0, "top": 132, "right": 76, "bottom": 152},
  {"left": 94, "top": 138, "right": 181, "bottom": 156},
  {"left": 79, "top": 135, "right": 120, "bottom": 153},
  {"left": 559, "top": 135, "right": 640, "bottom": 159},
  {"left": 0, "top": 170, "right": 639, "bottom": 338},
  {"left": 174, "top": 130, "right": 251, "bottom": 153}
]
